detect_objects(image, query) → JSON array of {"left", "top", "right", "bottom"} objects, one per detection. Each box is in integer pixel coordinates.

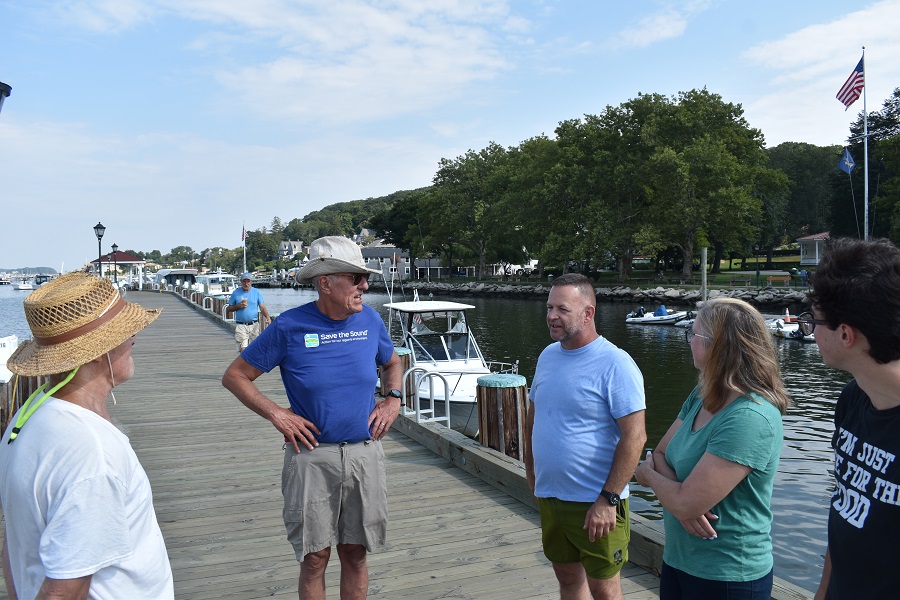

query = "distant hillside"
[
  {"left": 0, "top": 267, "right": 59, "bottom": 274},
  {"left": 301, "top": 188, "right": 429, "bottom": 230}
]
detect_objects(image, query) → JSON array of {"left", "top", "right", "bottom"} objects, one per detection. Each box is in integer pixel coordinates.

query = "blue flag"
[{"left": 837, "top": 148, "right": 855, "bottom": 174}]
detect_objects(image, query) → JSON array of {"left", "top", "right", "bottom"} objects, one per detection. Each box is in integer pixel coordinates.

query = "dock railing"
[{"left": 401, "top": 367, "right": 451, "bottom": 428}]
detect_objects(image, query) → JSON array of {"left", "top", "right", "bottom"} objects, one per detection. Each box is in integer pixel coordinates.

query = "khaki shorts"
[
  {"left": 235, "top": 321, "right": 260, "bottom": 350},
  {"left": 282, "top": 440, "right": 388, "bottom": 560},
  {"left": 538, "top": 496, "right": 630, "bottom": 579}
]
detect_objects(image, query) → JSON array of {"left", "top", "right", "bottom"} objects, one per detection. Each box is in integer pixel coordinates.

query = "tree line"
[{"left": 130, "top": 87, "right": 900, "bottom": 280}]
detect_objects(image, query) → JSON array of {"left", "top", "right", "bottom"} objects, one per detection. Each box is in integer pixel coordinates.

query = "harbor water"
[{"left": 1, "top": 284, "right": 844, "bottom": 592}]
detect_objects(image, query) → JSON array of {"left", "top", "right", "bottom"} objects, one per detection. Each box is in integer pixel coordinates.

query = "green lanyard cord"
[{"left": 8, "top": 366, "right": 79, "bottom": 444}]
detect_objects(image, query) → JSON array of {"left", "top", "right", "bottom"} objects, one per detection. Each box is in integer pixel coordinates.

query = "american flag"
[
  {"left": 242, "top": 225, "right": 246, "bottom": 242},
  {"left": 836, "top": 57, "right": 864, "bottom": 110}
]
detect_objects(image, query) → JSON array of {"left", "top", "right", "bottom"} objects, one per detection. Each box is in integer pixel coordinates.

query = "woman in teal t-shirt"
[{"left": 636, "top": 297, "right": 789, "bottom": 599}]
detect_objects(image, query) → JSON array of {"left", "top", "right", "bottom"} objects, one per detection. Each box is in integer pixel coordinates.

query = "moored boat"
[
  {"left": 194, "top": 271, "right": 238, "bottom": 297},
  {"left": 768, "top": 317, "right": 816, "bottom": 342},
  {"left": 625, "top": 305, "right": 691, "bottom": 325},
  {"left": 32, "top": 274, "right": 54, "bottom": 287},
  {"left": 385, "top": 299, "right": 518, "bottom": 436},
  {"left": 11, "top": 278, "right": 33, "bottom": 291}
]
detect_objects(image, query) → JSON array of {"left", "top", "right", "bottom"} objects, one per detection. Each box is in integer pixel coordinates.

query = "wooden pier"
[{"left": 0, "top": 290, "right": 660, "bottom": 599}]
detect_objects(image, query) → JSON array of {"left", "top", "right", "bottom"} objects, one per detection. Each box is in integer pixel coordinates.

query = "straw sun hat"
[
  {"left": 7, "top": 272, "right": 161, "bottom": 377},
  {"left": 296, "top": 236, "right": 381, "bottom": 285}
]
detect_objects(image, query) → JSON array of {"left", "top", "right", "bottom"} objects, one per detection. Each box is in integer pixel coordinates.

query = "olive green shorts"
[{"left": 538, "top": 496, "right": 630, "bottom": 579}]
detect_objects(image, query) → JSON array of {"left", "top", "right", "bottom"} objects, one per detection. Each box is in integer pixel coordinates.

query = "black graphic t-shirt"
[{"left": 827, "top": 379, "right": 900, "bottom": 599}]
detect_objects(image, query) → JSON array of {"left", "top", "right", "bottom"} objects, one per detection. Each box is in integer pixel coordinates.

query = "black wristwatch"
[
  {"left": 387, "top": 389, "right": 402, "bottom": 399},
  {"left": 599, "top": 489, "right": 620, "bottom": 506}
]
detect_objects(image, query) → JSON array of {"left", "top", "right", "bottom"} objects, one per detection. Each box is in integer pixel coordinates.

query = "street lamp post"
[
  {"left": 0, "top": 81, "right": 11, "bottom": 116},
  {"left": 754, "top": 244, "right": 760, "bottom": 289},
  {"left": 94, "top": 222, "right": 106, "bottom": 278},
  {"left": 111, "top": 243, "right": 118, "bottom": 284}
]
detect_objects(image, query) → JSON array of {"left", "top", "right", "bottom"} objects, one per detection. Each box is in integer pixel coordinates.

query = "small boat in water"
[
  {"left": 32, "top": 274, "right": 54, "bottom": 287},
  {"left": 768, "top": 310, "right": 816, "bottom": 343},
  {"left": 11, "top": 278, "right": 33, "bottom": 291},
  {"left": 385, "top": 299, "right": 518, "bottom": 436},
  {"left": 194, "top": 271, "right": 239, "bottom": 297},
  {"left": 625, "top": 305, "right": 691, "bottom": 325}
]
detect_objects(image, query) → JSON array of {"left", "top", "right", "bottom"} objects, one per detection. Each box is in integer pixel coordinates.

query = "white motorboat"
[
  {"left": 768, "top": 317, "right": 816, "bottom": 342},
  {"left": 32, "top": 274, "right": 54, "bottom": 287},
  {"left": 194, "top": 271, "right": 239, "bottom": 297},
  {"left": 672, "top": 312, "right": 697, "bottom": 328},
  {"left": 625, "top": 305, "right": 691, "bottom": 325},
  {"left": 11, "top": 278, "right": 33, "bottom": 291},
  {"left": 385, "top": 299, "right": 518, "bottom": 436}
]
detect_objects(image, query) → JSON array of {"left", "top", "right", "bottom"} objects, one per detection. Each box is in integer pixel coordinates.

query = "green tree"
[
  {"left": 643, "top": 89, "right": 777, "bottom": 277},
  {"left": 431, "top": 142, "right": 515, "bottom": 278},
  {"left": 766, "top": 142, "right": 837, "bottom": 239},
  {"left": 269, "top": 217, "right": 285, "bottom": 243},
  {"left": 837, "top": 88, "right": 900, "bottom": 242},
  {"left": 502, "top": 135, "right": 563, "bottom": 275},
  {"left": 245, "top": 231, "right": 278, "bottom": 270}
]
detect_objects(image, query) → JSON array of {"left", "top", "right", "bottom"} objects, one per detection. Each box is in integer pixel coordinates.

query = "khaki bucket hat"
[
  {"left": 296, "top": 236, "right": 381, "bottom": 285},
  {"left": 7, "top": 272, "right": 162, "bottom": 376}
]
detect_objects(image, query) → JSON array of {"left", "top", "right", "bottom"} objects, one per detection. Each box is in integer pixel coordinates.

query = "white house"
[
  {"left": 797, "top": 232, "right": 829, "bottom": 266},
  {"left": 361, "top": 244, "right": 412, "bottom": 281},
  {"left": 279, "top": 240, "right": 304, "bottom": 261}
]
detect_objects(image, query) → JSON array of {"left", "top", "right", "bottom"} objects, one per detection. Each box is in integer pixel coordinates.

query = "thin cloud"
[
  {"left": 741, "top": 0, "right": 900, "bottom": 146},
  {"left": 606, "top": 0, "right": 714, "bottom": 50},
  {"left": 743, "top": 0, "right": 900, "bottom": 77},
  {"left": 47, "top": 0, "right": 156, "bottom": 33}
]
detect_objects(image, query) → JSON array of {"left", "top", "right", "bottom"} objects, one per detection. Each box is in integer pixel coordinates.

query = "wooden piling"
[{"left": 476, "top": 373, "right": 528, "bottom": 461}]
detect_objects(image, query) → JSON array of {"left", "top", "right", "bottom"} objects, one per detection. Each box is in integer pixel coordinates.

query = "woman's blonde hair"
[{"left": 694, "top": 297, "right": 789, "bottom": 414}]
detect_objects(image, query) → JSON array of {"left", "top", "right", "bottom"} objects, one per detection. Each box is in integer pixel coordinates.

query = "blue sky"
[{"left": 1, "top": 0, "right": 898, "bottom": 271}]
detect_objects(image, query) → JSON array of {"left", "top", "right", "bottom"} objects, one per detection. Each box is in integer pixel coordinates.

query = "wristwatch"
[
  {"left": 387, "top": 389, "right": 403, "bottom": 399},
  {"left": 599, "top": 489, "right": 620, "bottom": 506}
]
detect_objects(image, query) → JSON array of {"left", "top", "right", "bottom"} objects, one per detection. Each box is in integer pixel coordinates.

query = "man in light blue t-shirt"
[
  {"left": 225, "top": 272, "right": 271, "bottom": 352},
  {"left": 525, "top": 273, "right": 646, "bottom": 600}
]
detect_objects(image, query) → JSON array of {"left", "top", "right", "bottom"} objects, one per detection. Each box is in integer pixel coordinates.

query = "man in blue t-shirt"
[
  {"left": 225, "top": 272, "right": 271, "bottom": 352},
  {"left": 525, "top": 273, "right": 646, "bottom": 600},
  {"left": 222, "top": 237, "right": 401, "bottom": 600}
]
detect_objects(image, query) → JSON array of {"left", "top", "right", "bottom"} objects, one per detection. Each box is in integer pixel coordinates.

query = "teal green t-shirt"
[{"left": 662, "top": 387, "right": 783, "bottom": 581}]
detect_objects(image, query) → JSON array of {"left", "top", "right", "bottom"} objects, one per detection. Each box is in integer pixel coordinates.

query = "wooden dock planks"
[{"left": 0, "top": 290, "right": 658, "bottom": 599}]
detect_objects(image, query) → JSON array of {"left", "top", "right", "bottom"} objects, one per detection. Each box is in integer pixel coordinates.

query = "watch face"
[
  {"left": 602, "top": 490, "right": 620, "bottom": 505},
  {"left": 388, "top": 389, "right": 402, "bottom": 398}
]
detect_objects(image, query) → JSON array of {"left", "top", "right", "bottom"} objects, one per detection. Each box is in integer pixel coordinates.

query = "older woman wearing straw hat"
[{"left": 0, "top": 272, "right": 173, "bottom": 600}]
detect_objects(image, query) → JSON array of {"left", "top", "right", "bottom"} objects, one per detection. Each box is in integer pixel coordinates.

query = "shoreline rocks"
[{"left": 370, "top": 281, "right": 811, "bottom": 311}]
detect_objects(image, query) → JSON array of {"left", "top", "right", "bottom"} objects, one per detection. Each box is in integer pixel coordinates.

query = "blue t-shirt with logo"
[{"left": 241, "top": 302, "right": 394, "bottom": 443}]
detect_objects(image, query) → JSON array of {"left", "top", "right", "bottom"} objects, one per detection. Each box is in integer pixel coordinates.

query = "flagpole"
[
  {"left": 242, "top": 223, "right": 247, "bottom": 273},
  {"left": 862, "top": 47, "right": 869, "bottom": 240}
]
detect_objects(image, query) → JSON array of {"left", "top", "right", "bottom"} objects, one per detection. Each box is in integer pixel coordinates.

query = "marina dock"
[{"left": 0, "top": 290, "right": 660, "bottom": 599}]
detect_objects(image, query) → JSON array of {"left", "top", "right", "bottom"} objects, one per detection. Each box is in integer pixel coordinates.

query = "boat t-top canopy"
[{"left": 384, "top": 300, "right": 475, "bottom": 313}]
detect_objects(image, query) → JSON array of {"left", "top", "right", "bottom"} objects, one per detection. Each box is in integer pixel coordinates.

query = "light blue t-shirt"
[
  {"left": 662, "top": 387, "right": 783, "bottom": 581},
  {"left": 530, "top": 336, "right": 646, "bottom": 502},
  {"left": 241, "top": 302, "right": 394, "bottom": 443},
  {"left": 228, "top": 287, "right": 264, "bottom": 323}
]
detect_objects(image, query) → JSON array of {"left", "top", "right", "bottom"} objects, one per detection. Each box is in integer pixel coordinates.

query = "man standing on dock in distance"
[
  {"left": 805, "top": 238, "right": 900, "bottom": 600},
  {"left": 525, "top": 273, "right": 647, "bottom": 600},
  {"left": 222, "top": 236, "right": 402, "bottom": 600},
  {"left": 225, "top": 271, "right": 271, "bottom": 352}
]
